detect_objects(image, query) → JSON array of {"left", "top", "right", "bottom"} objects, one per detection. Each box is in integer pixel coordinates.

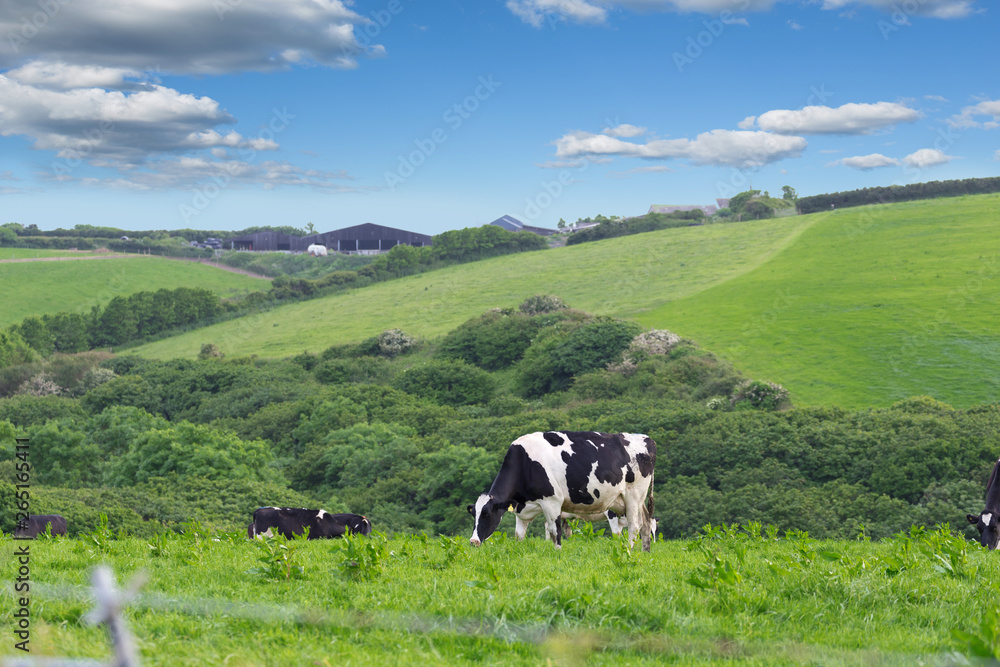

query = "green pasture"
[
  {"left": 637, "top": 194, "right": 1000, "bottom": 408},
  {"left": 0, "top": 526, "right": 995, "bottom": 666},
  {"left": 0, "top": 249, "right": 115, "bottom": 260},
  {"left": 0, "top": 257, "right": 267, "bottom": 327},
  {"left": 130, "top": 215, "right": 818, "bottom": 359}
]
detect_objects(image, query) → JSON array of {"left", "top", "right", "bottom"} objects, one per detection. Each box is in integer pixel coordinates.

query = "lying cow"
[
  {"left": 968, "top": 457, "right": 1000, "bottom": 549},
  {"left": 558, "top": 508, "right": 658, "bottom": 539},
  {"left": 15, "top": 514, "right": 67, "bottom": 538},
  {"left": 249, "top": 508, "right": 371, "bottom": 540},
  {"left": 469, "top": 431, "right": 656, "bottom": 551}
]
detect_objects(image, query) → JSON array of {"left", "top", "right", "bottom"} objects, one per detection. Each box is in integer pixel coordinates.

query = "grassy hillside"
[
  {"left": 0, "top": 530, "right": 993, "bottom": 665},
  {"left": 1, "top": 257, "right": 267, "bottom": 327},
  {"left": 130, "top": 214, "right": 818, "bottom": 358},
  {"left": 129, "top": 193, "right": 1000, "bottom": 409},
  {"left": 636, "top": 194, "right": 1000, "bottom": 408}
]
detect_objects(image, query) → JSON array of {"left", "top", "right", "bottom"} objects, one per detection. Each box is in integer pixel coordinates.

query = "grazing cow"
[
  {"left": 15, "top": 514, "right": 67, "bottom": 538},
  {"left": 968, "top": 457, "right": 1000, "bottom": 549},
  {"left": 249, "top": 508, "right": 370, "bottom": 540},
  {"left": 307, "top": 244, "right": 328, "bottom": 257},
  {"left": 329, "top": 513, "right": 373, "bottom": 536},
  {"left": 468, "top": 431, "right": 656, "bottom": 551},
  {"left": 558, "top": 508, "right": 658, "bottom": 539}
]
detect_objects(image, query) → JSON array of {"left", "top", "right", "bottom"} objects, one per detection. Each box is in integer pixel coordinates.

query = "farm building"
[
  {"left": 487, "top": 215, "right": 557, "bottom": 236},
  {"left": 228, "top": 231, "right": 300, "bottom": 252},
  {"left": 295, "top": 223, "right": 433, "bottom": 254}
]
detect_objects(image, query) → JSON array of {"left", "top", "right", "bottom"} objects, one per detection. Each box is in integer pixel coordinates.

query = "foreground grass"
[
  {"left": 0, "top": 526, "right": 994, "bottom": 666},
  {"left": 130, "top": 215, "right": 817, "bottom": 360},
  {"left": 636, "top": 194, "right": 1000, "bottom": 408},
  {"left": 0, "top": 256, "right": 268, "bottom": 327}
]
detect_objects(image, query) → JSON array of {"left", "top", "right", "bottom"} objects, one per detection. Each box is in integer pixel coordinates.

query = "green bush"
[
  {"left": 314, "top": 356, "right": 394, "bottom": 385},
  {"left": 105, "top": 421, "right": 276, "bottom": 486},
  {"left": 0, "top": 395, "right": 87, "bottom": 428},
  {"left": 436, "top": 309, "right": 546, "bottom": 371},
  {"left": 395, "top": 359, "right": 496, "bottom": 406}
]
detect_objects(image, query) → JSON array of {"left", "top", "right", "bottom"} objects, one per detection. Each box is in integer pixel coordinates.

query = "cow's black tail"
[{"left": 646, "top": 472, "right": 655, "bottom": 523}]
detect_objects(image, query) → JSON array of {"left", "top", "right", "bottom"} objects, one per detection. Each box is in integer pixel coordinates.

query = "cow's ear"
[
  {"left": 968, "top": 514, "right": 981, "bottom": 525},
  {"left": 466, "top": 504, "right": 474, "bottom": 515}
]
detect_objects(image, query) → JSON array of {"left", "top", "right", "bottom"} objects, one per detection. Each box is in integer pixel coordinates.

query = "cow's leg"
[
  {"left": 514, "top": 514, "right": 531, "bottom": 540},
  {"left": 624, "top": 491, "right": 651, "bottom": 552},
  {"left": 540, "top": 500, "right": 564, "bottom": 549}
]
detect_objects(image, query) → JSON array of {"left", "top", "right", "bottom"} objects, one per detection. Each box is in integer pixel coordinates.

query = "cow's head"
[
  {"left": 468, "top": 494, "right": 506, "bottom": 546},
  {"left": 968, "top": 511, "right": 1000, "bottom": 549}
]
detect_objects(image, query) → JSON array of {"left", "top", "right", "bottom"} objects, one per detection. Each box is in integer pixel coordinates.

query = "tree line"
[{"left": 796, "top": 177, "right": 1000, "bottom": 214}]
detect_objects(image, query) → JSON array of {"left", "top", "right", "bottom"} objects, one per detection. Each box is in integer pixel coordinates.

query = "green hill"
[
  {"left": 637, "top": 194, "right": 1000, "bottom": 408},
  {"left": 1, "top": 256, "right": 268, "bottom": 327},
  {"left": 129, "top": 214, "right": 818, "bottom": 358},
  {"left": 130, "top": 193, "right": 1000, "bottom": 409}
]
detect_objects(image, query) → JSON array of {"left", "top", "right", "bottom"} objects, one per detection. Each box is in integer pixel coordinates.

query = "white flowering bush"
[
  {"left": 76, "top": 367, "right": 117, "bottom": 395},
  {"left": 705, "top": 397, "right": 727, "bottom": 411},
  {"left": 18, "top": 373, "right": 63, "bottom": 397},
  {"left": 629, "top": 329, "right": 681, "bottom": 356},
  {"left": 519, "top": 294, "right": 568, "bottom": 315},
  {"left": 730, "top": 380, "right": 789, "bottom": 411},
  {"left": 377, "top": 328, "right": 416, "bottom": 358},
  {"left": 605, "top": 358, "right": 638, "bottom": 377}
]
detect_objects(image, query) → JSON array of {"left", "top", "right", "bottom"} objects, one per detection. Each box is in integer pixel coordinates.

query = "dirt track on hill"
[{"left": 0, "top": 253, "right": 272, "bottom": 280}]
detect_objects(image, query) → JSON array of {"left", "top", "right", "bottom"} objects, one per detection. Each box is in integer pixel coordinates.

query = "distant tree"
[
  {"left": 728, "top": 190, "right": 761, "bottom": 215},
  {"left": 306, "top": 222, "right": 316, "bottom": 234},
  {"left": 0, "top": 226, "right": 17, "bottom": 246},
  {"left": 11, "top": 316, "right": 54, "bottom": 356},
  {"left": 743, "top": 199, "right": 776, "bottom": 219},
  {"left": 782, "top": 185, "right": 798, "bottom": 201},
  {"left": 557, "top": 218, "right": 567, "bottom": 230}
]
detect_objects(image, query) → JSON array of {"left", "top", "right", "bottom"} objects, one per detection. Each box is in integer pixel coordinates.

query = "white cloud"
[
  {"left": 602, "top": 124, "right": 647, "bottom": 138},
  {"left": 505, "top": 0, "right": 977, "bottom": 25},
  {"left": 745, "top": 102, "right": 920, "bottom": 135},
  {"left": 0, "top": 74, "right": 269, "bottom": 162},
  {"left": 902, "top": 148, "right": 955, "bottom": 168},
  {"left": 925, "top": 94, "right": 949, "bottom": 103},
  {"left": 995, "top": 149, "right": 1000, "bottom": 161},
  {"left": 0, "top": 0, "right": 378, "bottom": 74},
  {"left": 831, "top": 153, "right": 900, "bottom": 170},
  {"left": 5, "top": 62, "right": 144, "bottom": 90},
  {"left": 949, "top": 99, "right": 1000, "bottom": 129},
  {"left": 787, "top": 19, "right": 803, "bottom": 29},
  {"left": 536, "top": 157, "right": 613, "bottom": 169},
  {"left": 820, "top": 0, "right": 977, "bottom": 18},
  {"left": 506, "top": 0, "right": 608, "bottom": 26},
  {"left": 553, "top": 128, "right": 807, "bottom": 168}
]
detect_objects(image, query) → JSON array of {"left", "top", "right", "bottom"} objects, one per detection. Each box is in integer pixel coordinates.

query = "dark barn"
[
  {"left": 229, "top": 231, "right": 299, "bottom": 252},
  {"left": 295, "top": 223, "right": 433, "bottom": 254}
]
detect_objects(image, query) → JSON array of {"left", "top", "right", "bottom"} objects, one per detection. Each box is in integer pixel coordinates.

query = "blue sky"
[{"left": 0, "top": 0, "right": 996, "bottom": 235}]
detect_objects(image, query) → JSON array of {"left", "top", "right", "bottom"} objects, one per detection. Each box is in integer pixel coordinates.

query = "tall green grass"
[
  {"left": 0, "top": 525, "right": 994, "bottom": 665},
  {"left": 0, "top": 257, "right": 267, "bottom": 327}
]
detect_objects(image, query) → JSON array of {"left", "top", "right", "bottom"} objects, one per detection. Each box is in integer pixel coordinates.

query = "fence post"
[{"left": 85, "top": 566, "right": 142, "bottom": 667}]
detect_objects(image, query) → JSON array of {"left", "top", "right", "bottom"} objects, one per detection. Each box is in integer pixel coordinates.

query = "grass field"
[
  {"left": 130, "top": 214, "right": 819, "bottom": 359},
  {"left": 0, "top": 526, "right": 993, "bottom": 666},
  {"left": 1, "top": 256, "right": 268, "bottom": 327},
  {"left": 636, "top": 194, "right": 1000, "bottom": 408},
  {"left": 0, "top": 248, "right": 117, "bottom": 260}
]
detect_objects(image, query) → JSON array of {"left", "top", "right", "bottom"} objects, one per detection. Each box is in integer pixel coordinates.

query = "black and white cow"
[
  {"left": 15, "top": 514, "right": 67, "bottom": 538},
  {"left": 968, "top": 457, "right": 1000, "bottom": 549},
  {"left": 249, "top": 508, "right": 371, "bottom": 540},
  {"left": 468, "top": 431, "right": 656, "bottom": 551}
]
